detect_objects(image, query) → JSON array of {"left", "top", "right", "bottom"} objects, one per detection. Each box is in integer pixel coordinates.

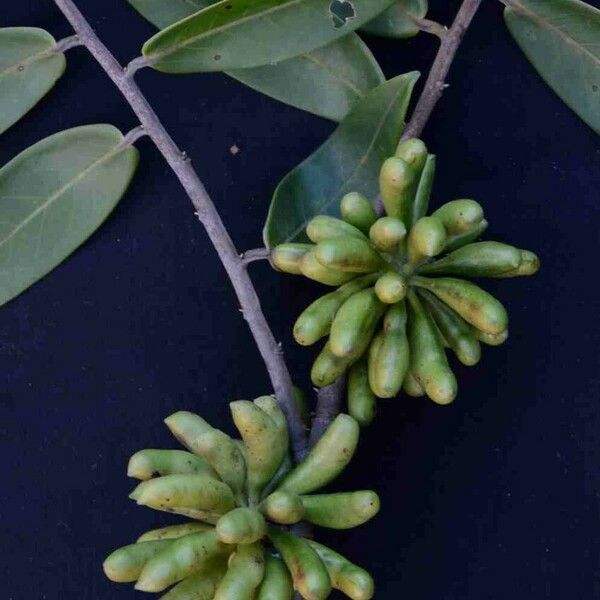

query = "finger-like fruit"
[
  {"left": 127, "top": 449, "right": 217, "bottom": 481},
  {"left": 260, "top": 490, "right": 305, "bottom": 525},
  {"left": 340, "top": 192, "right": 377, "bottom": 235},
  {"left": 419, "top": 241, "right": 521, "bottom": 277},
  {"left": 444, "top": 219, "right": 488, "bottom": 253},
  {"left": 257, "top": 555, "right": 294, "bottom": 600},
  {"left": 407, "top": 216, "right": 447, "bottom": 264},
  {"left": 368, "top": 217, "right": 407, "bottom": 253},
  {"left": 103, "top": 540, "right": 173, "bottom": 583},
  {"left": 315, "top": 238, "right": 384, "bottom": 273},
  {"left": 395, "top": 138, "right": 428, "bottom": 174},
  {"left": 330, "top": 288, "right": 385, "bottom": 360},
  {"left": 136, "top": 530, "right": 229, "bottom": 592},
  {"left": 419, "top": 289, "right": 481, "bottom": 366},
  {"left": 411, "top": 155, "right": 436, "bottom": 226},
  {"left": 367, "top": 333, "right": 383, "bottom": 391},
  {"left": 431, "top": 199, "right": 484, "bottom": 235},
  {"left": 301, "top": 491, "right": 380, "bottom": 529},
  {"left": 137, "top": 522, "right": 212, "bottom": 543},
  {"left": 402, "top": 370, "right": 425, "bottom": 397},
  {"left": 160, "top": 560, "right": 227, "bottom": 600},
  {"left": 279, "top": 414, "right": 359, "bottom": 495},
  {"left": 216, "top": 508, "right": 266, "bottom": 545},
  {"left": 407, "top": 292, "right": 457, "bottom": 405},
  {"left": 164, "top": 411, "right": 212, "bottom": 447},
  {"left": 300, "top": 249, "right": 356, "bottom": 286},
  {"left": 271, "top": 244, "right": 312, "bottom": 275},
  {"left": 130, "top": 474, "right": 235, "bottom": 517},
  {"left": 268, "top": 528, "right": 332, "bottom": 600},
  {"left": 311, "top": 342, "right": 352, "bottom": 387},
  {"left": 476, "top": 328, "right": 509, "bottom": 346},
  {"left": 308, "top": 540, "right": 374, "bottom": 600},
  {"left": 491, "top": 249, "right": 540, "bottom": 278},
  {"left": 306, "top": 215, "right": 366, "bottom": 242},
  {"left": 413, "top": 276, "right": 508, "bottom": 335},
  {"left": 293, "top": 274, "right": 378, "bottom": 346},
  {"left": 379, "top": 157, "right": 414, "bottom": 222},
  {"left": 214, "top": 542, "right": 265, "bottom": 600},
  {"left": 374, "top": 271, "right": 407, "bottom": 304},
  {"left": 230, "top": 400, "right": 288, "bottom": 500},
  {"left": 347, "top": 359, "right": 376, "bottom": 426},
  {"left": 369, "top": 303, "right": 410, "bottom": 398}
]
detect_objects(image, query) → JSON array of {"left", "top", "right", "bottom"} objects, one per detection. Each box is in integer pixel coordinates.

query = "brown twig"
[
  {"left": 51, "top": 0, "right": 308, "bottom": 461},
  {"left": 308, "top": 377, "right": 346, "bottom": 448}
]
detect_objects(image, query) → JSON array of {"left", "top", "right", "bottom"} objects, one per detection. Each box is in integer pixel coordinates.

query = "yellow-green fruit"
[
  {"left": 369, "top": 217, "right": 407, "bottom": 252},
  {"left": 492, "top": 249, "right": 540, "bottom": 278},
  {"left": 260, "top": 490, "right": 305, "bottom": 525},
  {"left": 300, "top": 249, "right": 356, "bottom": 286},
  {"left": 137, "top": 523, "right": 212, "bottom": 543},
  {"left": 127, "top": 449, "right": 217, "bottom": 481},
  {"left": 306, "top": 215, "right": 366, "bottom": 242},
  {"left": 301, "top": 491, "right": 380, "bottom": 529},
  {"left": 444, "top": 219, "right": 488, "bottom": 253},
  {"left": 293, "top": 274, "right": 378, "bottom": 346},
  {"left": 413, "top": 276, "right": 508, "bottom": 335},
  {"left": 476, "top": 329, "right": 509, "bottom": 346},
  {"left": 164, "top": 411, "right": 212, "bottom": 448},
  {"left": 271, "top": 243, "right": 312, "bottom": 274},
  {"left": 395, "top": 138, "right": 428, "bottom": 173},
  {"left": 279, "top": 414, "right": 359, "bottom": 495},
  {"left": 268, "top": 528, "right": 332, "bottom": 600},
  {"left": 216, "top": 508, "right": 266, "bottom": 545},
  {"left": 379, "top": 156, "right": 414, "bottom": 222},
  {"left": 367, "top": 333, "right": 383, "bottom": 391},
  {"left": 402, "top": 370, "right": 425, "bottom": 397},
  {"left": 407, "top": 216, "right": 447, "bottom": 263},
  {"left": 257, "top": 555, "right": 294, "bottom": 600},
  {"left": 329, "top": 288, "right": 385, "bottom": 360},
  {"left": 315, "top": 237, "right": 384, "bottom": 273},
  {"left": 213, "top": 542, "right": 265, "bottom": 600},
  {"left": 135, "top": 530, "right": 229, "bottom": 592},
  {"left": 311, "top": 342, "right": 352, "bottom": 387},
  {"left": 340, "top": 192, "right": 377, "bottom": 235},
  {"left": 103, "top": 540, "right": 173, "bottom": 583},
  {"left": 347, "top": 359, "right": 376, "bottom": 426},
  {"left": 411, "top": 154, "right": 436, "bottom": 226},
  {"left": 308, "top": 540, "right": 374, "bottom": 600},
  {"left": 431, "top": 199, "right": 484, "bottom": 235},
  {"left": 160, "top": 561, "right": 227, "bottom": 600}
]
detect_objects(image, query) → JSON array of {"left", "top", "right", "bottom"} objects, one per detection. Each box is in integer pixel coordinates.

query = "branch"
[
  {"left": 308, "top": 377, "right": 346, "bottom": 448},
  {"left": 53, "top": 34, "right": 82, "bottom": 53},
  {"left": 241, "top": 248, "right": 271, "bottom": 266},
  {"left": 52, "top": 0, "right": 308, "bottom": 461}
]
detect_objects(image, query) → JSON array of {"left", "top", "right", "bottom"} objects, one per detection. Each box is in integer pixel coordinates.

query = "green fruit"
[
  {"left": 431, "top": 199, "right": 484, "bottom": 235},
  {"left": 306, "top": 215, "right": 366, "bottom": 242},
  {"left": 374, "top": 271, "right": 407, "bottom": 304},
  {"left": 379, "top": 156, "right": 414, "bottom": 222},
  {"left": 491, "top": 249, "right": 540, "bottom": 278},
  {"left": 444, "top": 219, "right": 488, "bottom": 253},
  {"left": 127, "top": 449, "right": 217, "bottom": 481},
  {"left": 216, "top": 508, "right": 266, "bottom": 545},
  {"left": 271, "top": 243, "right": 312, "bottom": 274},
  {"left": 476, "top": 329, "right": 509, "bottom": 346},
  {"left": 315, "top": 237, "right": 384, "bottom": 273},
  {"left": 411, "top": 154, "right": 436, "bottom": 226},
  {"left": 311, "top": 342, "right": 352, "bottom": 387},
  {"left": 340, "top": 192, "right": 377, "bottom": 235},
  {"left": 256, "top": 555, "right": 294, "bottom": 600},
  {"left": 137, "top": 523, "right": 212, "bottom": 543},
  {"left": 213, "top": 542, "right": 265, "bottom": 600},
  {"left": 160, "top": 561, "right": 227, "bottom": 600},
  {"left": 368, "top": 216, "right": 407, "bottom": 252},
  {"left": 301, "top": 491, "right": 380, "bottom": 529},
  {"left": 260, "top": 490, "right": 304, "bottom": 525},
  {"left": 103, "top": 540, "right": 173, "bottom": 583},
  {"left": 300, "top": 249, "right": 356, "bottom": 286},
  {"left": 395, "top": 138, "right": 428, "bottom": 173},
  {"left": 407, "top": 216, "right": 447, "bottom": 264},
  {"left": 347, "top": 359, "right": 376, "bottom": 426},
  {"left": 402, "top": 370, "right": 425, "bottom": 397}
]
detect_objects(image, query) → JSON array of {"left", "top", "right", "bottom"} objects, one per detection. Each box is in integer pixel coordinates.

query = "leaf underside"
[
  {"left": 0, "top": 27, "right": 66, "bottom": 135},
  {"left": 128, "top": 0, "right": 385, "bottom": 121},
  {"left": 504, "top": 0, "right": 600, "bottom": 134},
  {"left": 263, "top": 72, "right": 420, "bottom": 247},
  {"left": 142, "top": 0, "right": 397, "bottom": 73},
  {"left": 361, "top": 0, "right": 428, "bottom": 39},
  {"left": 0, "top": 125, "right": 139, "bottom": 307}
]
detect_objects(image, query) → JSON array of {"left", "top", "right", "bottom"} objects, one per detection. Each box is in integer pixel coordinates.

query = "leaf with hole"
[
  {"left": 0, "top": 27, "right": 66, "bottom": 135},
  {"left": 128, "top": 0, "right": 384, "bottom": 121},
  {"left": 361, "top": 0, "right": 428, "bottom": 39},
  {"left": 263, "top": 72, "right": 420, "bottom": 247},
  {"left": 0, "top": 125, "right": 139, "bottom": 307},
  {"left": 141, "top": 0, "right": 397, "bottom": 73},
  {"left": 504, "top": 0, "right": 600, "bottom": 134}
]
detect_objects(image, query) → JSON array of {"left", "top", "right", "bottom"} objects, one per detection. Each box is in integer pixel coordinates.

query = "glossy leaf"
[
  {"left": 504, "top": 0, "right": 600, "bottom": 133},
  {"left": 0, "top": 125, "right": 139, "bottom": 307},
  {"left": 0, "top": 27, "right": 66, "bottom": 135},
  {"left": 361, "top": 0, "right": 428, "bottom": 39},
  {"left": 142, "top": 0, "right": 397, "bottom": 73},
  {"left": 263, "top": 72, "right": 420, "bottom": 247},
  {"left": 128, "top": 0, "right": 384, "bottom": 121}
]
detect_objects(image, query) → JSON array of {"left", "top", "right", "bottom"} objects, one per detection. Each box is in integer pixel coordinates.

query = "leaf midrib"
[
  {"left": 0, "top": 45, "right": 56, "bottom": 79},
  {"left": 0, "top": 142, "right": 127, "bottom": 252}
]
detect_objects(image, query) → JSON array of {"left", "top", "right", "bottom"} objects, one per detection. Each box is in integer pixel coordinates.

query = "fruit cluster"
[
  {"left": 104, "top": 398, "right": 378, "bottom": 600},
  {"left": 272, "top": 139, "right": 539, "bottom": 424}
]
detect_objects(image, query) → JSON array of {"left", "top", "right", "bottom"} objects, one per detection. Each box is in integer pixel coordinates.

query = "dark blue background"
[{"left": 1, "top": 1, "right": 599, "bottom": 598}]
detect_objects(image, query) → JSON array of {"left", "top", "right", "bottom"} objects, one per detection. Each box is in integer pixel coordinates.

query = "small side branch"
[
  {"left": 119, "top": 125, "right": 148, "bottom": 147},
  {"left": 53, "top": 34, "right": 82, "bottom": 53},
  {"left": 309, "top": 377, "right": 346, "bottom": 448},
  {"left": 241, "top": 248, "right": 271, "bottom": 266},
  {"left": 413, "top": 17, "right": 448, "bottom": 40}
]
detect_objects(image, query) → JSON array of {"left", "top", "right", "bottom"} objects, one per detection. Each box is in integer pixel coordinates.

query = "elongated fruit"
[
  {"left": 103, "top": 540, "right": 173, "bottom": 583},
  {"left": 301, "top": 491, "right": 380, "bottom": 529},
  {"left": 257, "top": 555, "right": 294, "bottom": 600},
  {"left": 306, "top": 215, "right": 366, "bottom": 242},
  {"left": 213, "top": 542, "right": 265, "bottom": 600},
  {"left": 315, "top": 237, "right": 384, "bottom": 273},
  {"left": 127, "top": 449, "right": 217, "bottom": 481},
  {"left": 431, "top": 199, "right": 483, "bottom": 235},
  {"left": 347, "top": 359, "right": 376, "bottom": 426},
  {"left": 216, "top": 508, "right": 266, "bottom": 545},
  {"left": 271, "top": 243, "right": 312, "bottom": 274},
  {"left": 340, "top": 192, "right": 377, "bottom": 235},
  {"left": 260, "top": 490, "right": 304, "bottom": 525}
]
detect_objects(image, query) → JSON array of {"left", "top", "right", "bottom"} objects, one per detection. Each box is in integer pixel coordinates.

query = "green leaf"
[
  {"left": 361, "top": 0, "right": 428, "bottom": 39},
  {"left": 0, "top": 27, "right": 66, "bottom": 135},
  {"left": 263, "top": 72, "right": 420, "bottom": 247},
  {"left": 142, "top": 0, "right": 397, "bottom": 73},
  {"left": 0, "top": 125, "right": 139, "bottom": 307},
  {"left": 504, "top": 0, "right": 600, "bottom": 134},
  {"left": 128, "top": 0, "right": 384, "bottom": 121}
]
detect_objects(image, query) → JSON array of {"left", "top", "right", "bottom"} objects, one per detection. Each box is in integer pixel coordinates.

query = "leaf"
[
  {"left": 141, "top": 0, "right": 397, "bottom": 73},
  {"left": 263, "top": 72, "right": 420, "bottom": 247},
  {"left": 128, "top": 0, "right": 384, "bottom": 121},
  {"left": 0, "top": 125, "right": 139, "bottom": 307},
  {"left": 504, "top": 0, "right": 600, "bottom": 134},
  {"left": 0, "top": 27, "right": 66, "bottom": 135},
  {"left": 361, "top": 0, "right": 428, "bottom": 39}
]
